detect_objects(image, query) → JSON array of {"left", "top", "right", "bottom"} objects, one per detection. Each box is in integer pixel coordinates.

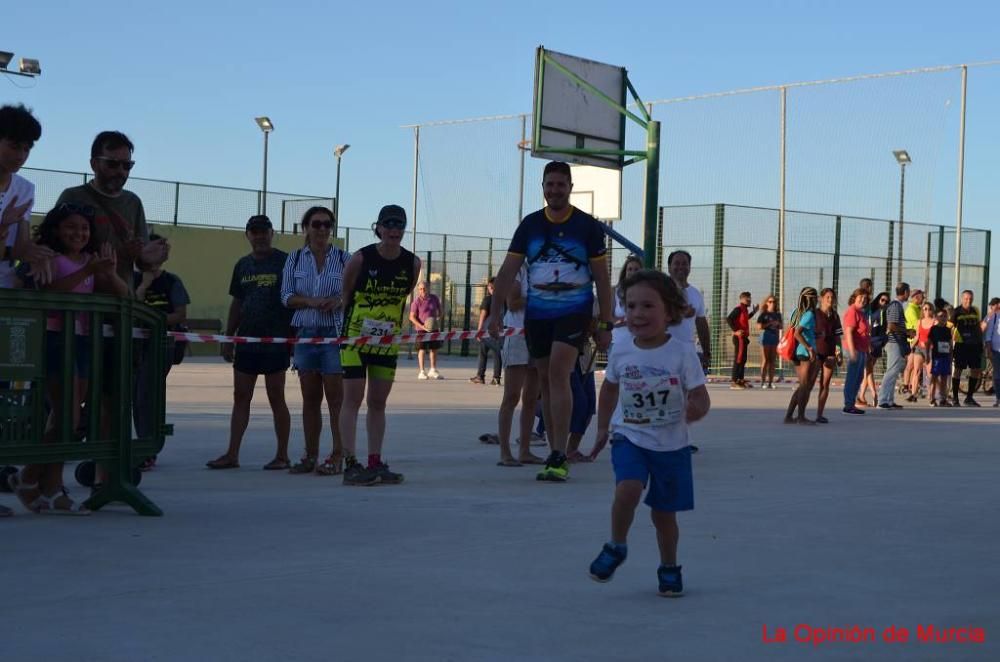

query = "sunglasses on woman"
[{"left": 309, "top": 220, "right": 333, "bottom": 229}]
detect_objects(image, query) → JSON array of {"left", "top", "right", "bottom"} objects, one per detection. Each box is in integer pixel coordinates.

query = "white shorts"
[{"left": 502, "top": 334, "right": 531, "bottom": 368}]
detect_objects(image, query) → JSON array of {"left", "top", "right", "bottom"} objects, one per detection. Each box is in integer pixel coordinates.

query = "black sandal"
[{"left": 289, "top": 457, "right": 317, "bottom": 474}]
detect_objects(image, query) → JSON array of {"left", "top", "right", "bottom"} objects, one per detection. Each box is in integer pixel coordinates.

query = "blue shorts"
[
  {"left": 930, "top": 355, "right": 952, "bottom": 377},
  {"left": 293, "top": 327, "right": 342, "bottom": 375},
  {"left": 611, "top": 435, "right": 694, "bottom": 512},
  {"left": 45, "top": 331, "right": 92, "bottom": 380},
  {"left": 760, "top": 330, "right": 779, "bottom": 347}
]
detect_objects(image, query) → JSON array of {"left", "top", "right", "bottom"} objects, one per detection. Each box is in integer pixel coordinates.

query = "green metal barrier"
[{"left": 0, "top": 290, "right": 172, "bottom": 516}]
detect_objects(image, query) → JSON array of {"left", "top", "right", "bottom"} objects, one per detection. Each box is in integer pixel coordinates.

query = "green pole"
[{"left": 642, "top": 120, "right": 661, "bottom": 268}]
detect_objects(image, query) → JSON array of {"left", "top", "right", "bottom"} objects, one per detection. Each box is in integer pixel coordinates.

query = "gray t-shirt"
[{"left": 55, "top": 184, "right": 148, "bottom": 287}]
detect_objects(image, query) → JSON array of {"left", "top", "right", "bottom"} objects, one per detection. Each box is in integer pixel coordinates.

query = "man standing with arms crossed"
[
  {"left": 951, "top": 289, "right": 984, "bottom": 407},
  {"left": 490, "top": 162, "right": 612, "bottom": 482}
]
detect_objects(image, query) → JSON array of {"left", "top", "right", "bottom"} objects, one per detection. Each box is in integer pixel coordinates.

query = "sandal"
[
  {"left": 41, "top": 488, "right": 90, "bottom": 516},
  {"left": 289, "top": 457, "right": 317, "bottom": 474},
  {"left": 315, "top": 454, "right": 343, "bottom": 476},
  {"left": 478, "top": 433, "right": 500, "bottom": 445},
  {"left": 7, "top": 471, "right": 48, "bottom": 514},
  {"left": 206, "top": 456, "right": 240, "bottom": 470},
  {"left": 262, "top": 458, "right": 291, "bottom": 471}
]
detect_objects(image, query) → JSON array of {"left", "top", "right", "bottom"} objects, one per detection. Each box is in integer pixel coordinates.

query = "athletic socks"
[
  {"left": 367, "top": 454, "right": 382, "bottom": 469},
  {"left": 952, "top": 378, "right": 961, "bottom": 404}
]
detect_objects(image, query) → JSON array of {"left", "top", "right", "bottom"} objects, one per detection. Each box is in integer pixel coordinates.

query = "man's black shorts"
[
  {"left": 524, "top": 313, "right": 592, "bottom": 360},
  {"left": 234, "top": 348, "right": 290, "bottom": 376},
  {"left": 953, "top": 343, "right": 984, "bottom": 371}
]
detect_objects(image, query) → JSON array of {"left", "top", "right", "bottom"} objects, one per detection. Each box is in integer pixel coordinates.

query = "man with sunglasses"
[{"left": 54, "top": 131, "right": 167, "bottom": 288}]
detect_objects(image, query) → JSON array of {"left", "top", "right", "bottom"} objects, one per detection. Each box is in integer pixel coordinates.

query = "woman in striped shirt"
[{"left": 281, "top": 206, "right": 351, "bottom": 475}]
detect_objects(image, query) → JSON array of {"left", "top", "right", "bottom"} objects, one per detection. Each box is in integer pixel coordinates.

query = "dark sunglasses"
[
  {"left": 56, "top": 202, "right": 96, "bottom": 220},
  {"left": 94, "top": 156, "right": 135, "bottom": 171},
  {"left": 380, "top": 218, "right": 406, "bottom": 230},
  {"left": 309, "top": 220, "right": 333, "bottom": 229}
]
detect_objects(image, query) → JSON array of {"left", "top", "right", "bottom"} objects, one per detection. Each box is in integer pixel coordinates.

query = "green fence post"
[
  {"left": 173, "top": 182, "right": 180, "bottom": 226},
  {"left": 448, "top": 281, "right": 456, "bottom": 355},
  {"left": 462, "top": 250, "right": 473, "bottom": 357},
  {"left": 935, "top": 225, "right": 944, "bottom": 300},
  {"left": 487, "top": 238, "right": 494, "bottom": 277},
  {"left": 656, "top": 207, "right": 665, "bottom": 270},
  {"left": 983, "top": 230, "right": 991, "bottom": 313},
  {"left": 711, "top": 204, "right": 725, "bottom": 374},
  {"left": 886, "top": 220, "right": 895, "bottom": 289},
  {"left": 832, "top": 215, "right": 841, "bottom": 294}
]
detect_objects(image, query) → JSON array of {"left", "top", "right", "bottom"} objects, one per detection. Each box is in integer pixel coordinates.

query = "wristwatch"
[{"left": 596, "top": 321, "right": 614, "bottom": 332}]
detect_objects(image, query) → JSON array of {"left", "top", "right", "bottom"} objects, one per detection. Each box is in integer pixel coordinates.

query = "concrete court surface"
[{"left": 2, "top": 355, "right": 999, "bottom": 662}]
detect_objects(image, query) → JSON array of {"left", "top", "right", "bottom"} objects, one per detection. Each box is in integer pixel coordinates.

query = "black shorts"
[
  {"left": 416, "top": 340, "right": 443, "bottom": 351},
  {"left": 524, "top": 313, "right": 592, "bottom": 360},
  {"left": 234, "top": 348, "right": 290, "bottom": 376},
  {"left": 953, "top": 343, "right": 984, "bottom": 371}
]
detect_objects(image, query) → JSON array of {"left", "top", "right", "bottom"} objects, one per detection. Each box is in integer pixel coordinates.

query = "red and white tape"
[{"left": 45, "top": 319, "right": 523, "bottom": 346}]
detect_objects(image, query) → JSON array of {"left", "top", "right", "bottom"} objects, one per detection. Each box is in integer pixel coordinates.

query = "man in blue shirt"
[{"left": 489, "top": 162, "right": 613, "bottom": 481}]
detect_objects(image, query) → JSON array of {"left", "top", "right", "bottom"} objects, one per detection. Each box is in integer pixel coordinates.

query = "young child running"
[
  {"left": 8, "top": 203, "right": 128, "bottom": 513},
  {"left": 587, "top": 270, "right": 711, "bottom": 596}
]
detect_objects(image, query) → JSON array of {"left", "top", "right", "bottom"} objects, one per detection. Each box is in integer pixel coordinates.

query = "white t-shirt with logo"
[
  {"left": 605, "top": 337, "right": 706, "bottom": 452},
  {"left": 0, "top": 174, "right": 35, "bottom": 288},
  {"left": 669, "top": 284, "right": 705, "bottom": 347}
]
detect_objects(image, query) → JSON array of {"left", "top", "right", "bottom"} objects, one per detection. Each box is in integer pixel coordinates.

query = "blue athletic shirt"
[{"left": 507, "top": 206, "right": 607, "bottom": 320}]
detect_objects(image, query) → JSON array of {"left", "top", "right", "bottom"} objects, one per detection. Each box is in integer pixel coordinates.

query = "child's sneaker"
[
  {"left": 417, "top": 370, "right": 428, "bottom": 380},
  {"left": 589, "top": 543, "right": 627, "bottom": 582},
  {"left": 657, "top": 564, "right": 684, "bottom": 597}
]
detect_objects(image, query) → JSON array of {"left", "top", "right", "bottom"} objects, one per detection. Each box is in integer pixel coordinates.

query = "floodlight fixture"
[
  {"left": 255, "top": 116, "right": 274, "bottom": 133},
  {"left": 334, "top": 144, "right": 351, "bottom": 158},
  {"left": 19, "top": 58, "right": 41, "bottom": 75},
  {"left": 0, "top": 52, "right": 12, "bottom": 70},
  {"left": 893, "top": 149, "right": 911, "bottom": 165}
]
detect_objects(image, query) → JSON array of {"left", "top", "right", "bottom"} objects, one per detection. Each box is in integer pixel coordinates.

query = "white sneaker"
[
  {"left": 417, "top": 370, "right": 428, "bottom": 380},
  {"left": 428, "top": 369, "right": 442, "bottom": 380}
]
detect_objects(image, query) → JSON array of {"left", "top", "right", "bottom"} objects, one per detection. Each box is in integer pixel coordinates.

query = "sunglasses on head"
[
  {"left": 309, "top": 220, "right": 333, "bottom": 229},
  {"left": 56, "top": 202, "right": 96, "bottom": 220},
  {"left": 94, "top": 156, "right": 135, "bottom": 171}
]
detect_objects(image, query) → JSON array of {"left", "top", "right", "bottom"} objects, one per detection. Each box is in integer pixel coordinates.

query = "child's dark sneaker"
[
  {"left": 589, "top": 543, "right": 627, "bottom": 582},
  {"left": 657, "top": 564, "right": 684, "bottom": 597}
]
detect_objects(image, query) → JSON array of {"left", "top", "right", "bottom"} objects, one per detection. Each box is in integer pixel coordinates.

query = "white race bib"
[
  {"left": 361, "top": 318, "right": 395, "bottom": 338},
  {"left": 620, "top": 373, "right": 684, "bottom": 427},
  {"left": 937, "top": 341, "right": 951, "bottom": 354}
]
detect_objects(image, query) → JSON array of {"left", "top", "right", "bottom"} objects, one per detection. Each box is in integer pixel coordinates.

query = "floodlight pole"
[
  {"left": 412, "top": 125, "right": 420, "bottom": 254},
  {"left": 261, "top": 130, "right": 270, "bottom": 216},
  {"left": 642, "top": 120, "right": 661, "bottom": 268},
  {"left": 518, "top": 115, "right": 527, "bottom": 223},
  {"left": 778, "top": 86, "right": 787, "bottom": 316},
  {"left": 897, "top": 160, "right": 906, "bottom": 281},
  {"left": 953, "top": 64, "right": 967, "bottom": 305}
]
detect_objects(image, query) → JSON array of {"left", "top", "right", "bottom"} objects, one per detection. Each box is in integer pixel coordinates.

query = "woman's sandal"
[
  {"left": 40, "top": 488, "right": 90, "bottom": 516},
  {"left": 315, "top": 453, "right": 343, "bottom": 476},
  {"left": 262, "top": 458, "right": 291, "bottom": 471},
  {"left": 288, "top": 457, "right": 317, "bottom": 474},
  {"left": 7, "top": 471, "right": 48, "bottom": 514}
]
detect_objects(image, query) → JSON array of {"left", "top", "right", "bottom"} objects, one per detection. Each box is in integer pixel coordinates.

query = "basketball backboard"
[
  {"left": 531, "top": 47, "right": 627, "bottom": 170},
  {"left": 569, "top": 165, "right": 621, "bottom": 220}
]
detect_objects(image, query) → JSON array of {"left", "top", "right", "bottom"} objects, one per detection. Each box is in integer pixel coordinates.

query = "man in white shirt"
[{"left": 666, "top": 250, "right": 711, "bottom": 371}]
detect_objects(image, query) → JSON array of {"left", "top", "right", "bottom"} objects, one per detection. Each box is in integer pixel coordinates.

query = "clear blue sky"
[{"left": 5, "top": 0, "right": 999, "bottom": 295}]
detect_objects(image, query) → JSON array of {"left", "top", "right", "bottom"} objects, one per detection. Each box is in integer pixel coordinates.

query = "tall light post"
[
  {"left": 0, "top": 51, "right": 41, "bottom": 78},
  {"left": 255, "top": 116, "right": 274, "bottom": 215},
  {"left": 333, "top": 144, "right": 350, "bottom": 232},
  {"left": 893, "top": 149, "right": 911, "bottom": 282}
]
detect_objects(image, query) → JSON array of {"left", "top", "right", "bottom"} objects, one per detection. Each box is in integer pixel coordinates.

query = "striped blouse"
[{"left": 280, "top": 244, "right": 351, "bottom": 331}]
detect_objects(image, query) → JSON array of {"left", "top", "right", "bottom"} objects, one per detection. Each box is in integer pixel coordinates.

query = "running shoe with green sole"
[{"left": 536, "top": 452, "right": 569, "bottom": 482}]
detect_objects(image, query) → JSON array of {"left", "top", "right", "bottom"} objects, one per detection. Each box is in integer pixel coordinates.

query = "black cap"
[
  {"left": 377, "top": 205, "right": 407, "bottom": 225},
  {"left": 246, "top": 215, "right": 272, "bottom": 230}
]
